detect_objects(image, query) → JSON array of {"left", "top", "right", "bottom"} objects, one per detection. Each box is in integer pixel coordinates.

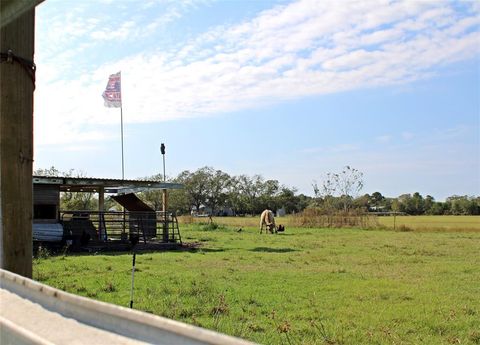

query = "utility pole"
[{"left": 0, "top": 7, "right": 36, "bottom": 278}]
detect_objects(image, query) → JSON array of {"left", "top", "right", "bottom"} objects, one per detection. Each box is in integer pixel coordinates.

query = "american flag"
[{"left": 102, "top": 72, "right": 122, "bottom": 108}]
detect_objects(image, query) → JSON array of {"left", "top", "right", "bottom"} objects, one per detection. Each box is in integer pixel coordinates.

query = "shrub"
[
  {"left": 396, "top": 225, "right": 414, "bottom": 232},
  {"left": 291, "top": 207, "right": 379, "bottom": 229}
]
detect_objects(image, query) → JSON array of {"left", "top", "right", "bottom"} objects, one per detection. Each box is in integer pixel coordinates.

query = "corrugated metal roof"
[{"left": 33, "top": 176, "right": 183, "bottom": 192}]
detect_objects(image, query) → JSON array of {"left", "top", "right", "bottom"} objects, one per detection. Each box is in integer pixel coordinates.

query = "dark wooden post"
[
  {"left": 98, "top": 186, "right": 105, "bottom": 212},
  {"left": 0, "top": 9, "right": 35, "bottom": 277}
]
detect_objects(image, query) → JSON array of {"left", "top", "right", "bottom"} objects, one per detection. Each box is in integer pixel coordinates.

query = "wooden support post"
[
  {"left": 98, "top": 187, "right": 104, "bottom": 212},
  {"left": 0, "top": 9, "right": 35, "bottom": 277}
]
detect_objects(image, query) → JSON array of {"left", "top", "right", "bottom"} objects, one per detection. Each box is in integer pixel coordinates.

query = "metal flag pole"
[
  {"left": 119, "top": 75, "right": 126, "bottom": 239},
  {"left": 120, "top": 105, "right": 125, "bottom": 180}
]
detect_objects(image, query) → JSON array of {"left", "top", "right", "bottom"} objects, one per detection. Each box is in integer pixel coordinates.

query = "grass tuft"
[{"left": 103, "top": 282, "right": 116, "bottom": 293}]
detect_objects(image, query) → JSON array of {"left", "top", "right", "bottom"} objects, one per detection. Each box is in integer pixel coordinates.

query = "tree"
[
  {"left": 446, "top": 195, "right": 480, "bottom": 215},
  {"left": 429, "top": 202, "right": 445, "bottom": 215},
  {"left": 139, "top": 173, "right": 164, "bottom": 211},
  {"left": 411, "top": 192, "right": 425, "bottom": 215},
  {"left": 277, "top": 187, "right": 300, "bottom": 214},
  {"left": 204, "top": 169, "right": 231, "bottom": 215},
  {"left": 225, "top": 176, "right": 244, "bottom": 215},
  {"left": 177, "top": 169, "right": 207, "bottom": 213},
  {"left": 424, "top": 195, "right": 435, "bottom": 214},
  {"left": 370, "top": 192, "right": 385, "bottom": 207},
  {"left": 313, "top": 166, "right": 364, "bottom": 212},
  {"left": 59, "top": 170, "right": 96, "bottom": 210},
  {"left": 354, "top": 193, "right": 371, "bottom": 211},
  {"left": 257, "top": 179, "right": 281, "bottom": 212},
  {"left": 235, "top": 174, "right": 263, "bottom": 214},
  {"left": 34, "top": 166, "right": 61, "bottom": 176}
]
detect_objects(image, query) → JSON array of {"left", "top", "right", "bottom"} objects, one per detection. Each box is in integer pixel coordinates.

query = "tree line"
[
  {"left": 141, "top": 167, "right": 309, "bottom": 216},
  {"left": 34, "top": 166, "right": 480, "bottom": 216}
]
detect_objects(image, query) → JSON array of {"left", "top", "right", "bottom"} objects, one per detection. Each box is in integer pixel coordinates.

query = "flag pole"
[
  {"left": 120, "top": 105, "right": 125, "bottom": 180},
  {"left": 119, "top": 75, "right": 126, "bottom": 242}
]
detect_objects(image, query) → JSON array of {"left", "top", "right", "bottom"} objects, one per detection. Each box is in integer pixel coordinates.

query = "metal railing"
[{"left": 59, "top": 210, "right": 181, "bottom": 244}]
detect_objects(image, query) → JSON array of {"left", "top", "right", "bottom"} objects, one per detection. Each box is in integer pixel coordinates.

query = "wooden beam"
[
  {"left": 98, "top": 187, "right": 105, "bottom": 212},
  {"left": 0, "top": 8, "right": 35, "bottom": 277},
  {"left": 162, "top": 189, "right": 168, "bottom": 242}
]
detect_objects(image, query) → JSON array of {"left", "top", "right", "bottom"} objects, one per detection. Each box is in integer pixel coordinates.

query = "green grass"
[
  {"left": 34, "top": 225, "right": 480, "bottom": 344},
  {"left": 182, "top": 215, "right": 480, "bottom": 232},
  {"left": 377, "top": 215, "right": 480, "bottom": 232}
]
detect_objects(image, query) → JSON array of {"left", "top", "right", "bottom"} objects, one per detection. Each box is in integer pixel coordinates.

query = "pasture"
[
  {"left": 33, "top": 223, "right": 480, "bottom": 344},
  {"left": 183, "top": 215, "right": 480, "bottom": 232},
  {"left": 376, "top": 215, "right": 480, "bottom": 232}
]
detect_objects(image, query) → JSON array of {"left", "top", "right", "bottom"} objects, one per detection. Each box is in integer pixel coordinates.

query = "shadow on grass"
[
  {"left": 250, "top": 247, "right": 297, "bottom": 253},
  {"left": 188, "top": 248, "right": 229, "bottom": 253}
]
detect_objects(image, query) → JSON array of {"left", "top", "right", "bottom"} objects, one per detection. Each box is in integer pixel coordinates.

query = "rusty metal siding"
[{"left": 111, "top": 193, "right": 154, "bottom": 212}]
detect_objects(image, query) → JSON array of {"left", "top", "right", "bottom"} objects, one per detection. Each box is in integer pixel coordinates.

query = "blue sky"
[{"left": 33, "top": 0, "right": 479, "bottom": 200}]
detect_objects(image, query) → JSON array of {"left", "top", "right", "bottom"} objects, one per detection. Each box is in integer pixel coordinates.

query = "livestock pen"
[{"left": 33, "top": 176, "right": 183, "bottom": 251}]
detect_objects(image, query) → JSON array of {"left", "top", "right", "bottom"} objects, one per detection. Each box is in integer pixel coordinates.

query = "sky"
[{"left": 33, "top": 0, "right": 480, "bottom": 201}]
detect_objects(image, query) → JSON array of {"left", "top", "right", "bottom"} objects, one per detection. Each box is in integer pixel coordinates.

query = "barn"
[{"left": 33, "top": 176, "right": 183, "bottom": 249}]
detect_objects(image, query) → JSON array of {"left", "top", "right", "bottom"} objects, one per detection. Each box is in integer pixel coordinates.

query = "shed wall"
[{"left": 33, "top": 185, "right": 59, "bottom": 206}]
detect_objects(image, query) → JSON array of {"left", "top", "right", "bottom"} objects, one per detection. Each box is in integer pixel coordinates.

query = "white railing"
[{"left": 0, "top": 269, "right": 254, "bottom": 345}]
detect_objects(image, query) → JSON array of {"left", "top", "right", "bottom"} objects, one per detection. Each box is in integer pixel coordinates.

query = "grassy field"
[
  {"left": 376, "top": 215, "right": 480, "bottom": 232},
  {"left": 34, "top": 224, "right": 480, "bottom": 344},
  {"left": 181, "top": 215, "right": 480, "bottom": 232}
]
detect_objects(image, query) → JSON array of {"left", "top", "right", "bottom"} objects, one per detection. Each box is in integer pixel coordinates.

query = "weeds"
[
  {"left": 211, "top": 294, "right": 229, "bottom": 316},
  {"left": 277, "top": 320, "right": 291, "bottom": 333},
  {"left": 103, "top": 282, "right": 116, "bottom": 292},
  {"left": 470, "top": 331, "right": 480, "bottom": 344},
  {"left": 311, "top": 319, "right": 335, "bottom": 344},
  {"left": 86, "top": 291, "right": 98, "bottom": 298},
  {"left": 396, "top": 225, "right": 414, "bottom": 232},
  {"left": 291, "top": 208, "right": 379, "bottom": 229},
  {"left": 35, "top": 246, "right": 51, "bottom": 259}
]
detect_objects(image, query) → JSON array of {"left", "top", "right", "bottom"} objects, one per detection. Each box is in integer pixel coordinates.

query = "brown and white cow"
[{"left": 260, "top": 209, "right": 276, "bottom": 234}]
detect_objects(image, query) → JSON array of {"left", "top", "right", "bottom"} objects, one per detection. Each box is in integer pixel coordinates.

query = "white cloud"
[
  {"left": 401, "top": 132, "right": 414, "bottom": 141},
  {"left": 376, "top": 135, "right": 392, "bottom": 143},
  {"left": 35, "top": 0, "right": 480, "bottom": 147}
]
